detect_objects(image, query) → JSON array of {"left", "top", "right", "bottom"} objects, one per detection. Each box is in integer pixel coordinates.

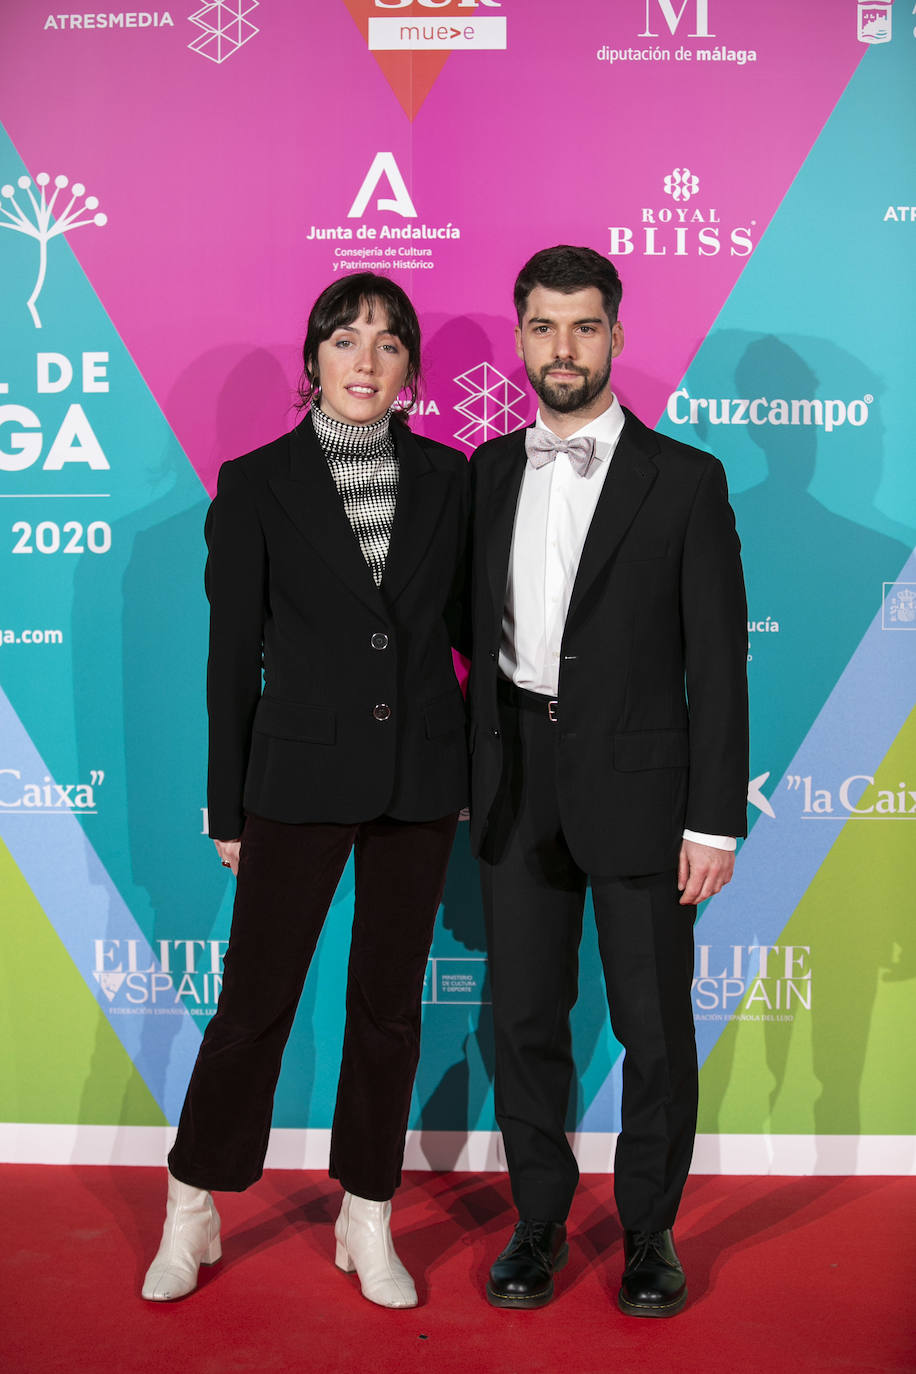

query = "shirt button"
[
  {"left": 372, "top": 704, "right": 391, "bottom": 721},
  {"left": 371, "top": 632, "right": 389, "bottom": 650}
]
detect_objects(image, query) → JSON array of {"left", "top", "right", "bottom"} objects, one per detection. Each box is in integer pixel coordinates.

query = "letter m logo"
[{"left": 640, "top": 0, "right": 714, "bottom": 37}]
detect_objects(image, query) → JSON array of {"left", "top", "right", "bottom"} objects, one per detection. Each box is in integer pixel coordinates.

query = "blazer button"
[
  {"left": 371, "top": 632, "right": 389, "bottom": 650},
  {"left": 491, "top": 727, "right": 500, "bottom": 738},
  {"left": 488, "top": 650, "right": 496, "bottom": 660},
  {"left": 373, "top": 704, "right": 391, "bottom": 721}
]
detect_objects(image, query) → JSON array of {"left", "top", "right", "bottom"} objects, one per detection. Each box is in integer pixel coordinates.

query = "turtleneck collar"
[{"left": 310, "top": 401, "right": 393, "bottom": 457}]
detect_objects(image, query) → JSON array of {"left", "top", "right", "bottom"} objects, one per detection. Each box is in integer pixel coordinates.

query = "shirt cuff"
[{"left": 682, "top": 829, "right": 736, "bottom": 852}]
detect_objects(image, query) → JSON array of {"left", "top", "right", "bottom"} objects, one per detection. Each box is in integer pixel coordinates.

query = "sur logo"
[{"left": 340, "top": 0, "right": 503, "bottom": 120}]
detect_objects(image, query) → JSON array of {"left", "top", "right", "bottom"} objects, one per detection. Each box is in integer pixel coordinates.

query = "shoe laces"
[
  {"left": 514, "top": 1219, "right": 554, "bottom": 1251},
  {"left": 627, "top": 1230, "right": 668, "bottom": 1263}
]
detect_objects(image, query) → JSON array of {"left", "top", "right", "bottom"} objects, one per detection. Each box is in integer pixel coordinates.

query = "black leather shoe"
[
  {"left": 617, "top": 1228, "right": 687, "bottom": 1318},
  {"left": 486, "top": 1219, "right": 569, "bottom": 1309}
]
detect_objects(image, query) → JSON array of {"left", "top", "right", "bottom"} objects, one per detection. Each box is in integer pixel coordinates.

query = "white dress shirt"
[{"left": 499, "top": 397, "right": 734, "bottom": 853}]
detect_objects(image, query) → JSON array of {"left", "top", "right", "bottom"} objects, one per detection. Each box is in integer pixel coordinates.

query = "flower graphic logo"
[
  {"left": 0, "top": 173, "right": 107, "bottom": 329},
  {"left": 663, "top": 168, "right": 700, "bottom": 203}
]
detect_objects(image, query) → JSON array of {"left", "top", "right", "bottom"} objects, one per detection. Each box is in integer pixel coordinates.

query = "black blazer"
[
  {"left": 467, "top": 408, "right": 749, "bottom": 876},
  {"left": 205, "top": 415, "right": 469, "bottom": 841}
]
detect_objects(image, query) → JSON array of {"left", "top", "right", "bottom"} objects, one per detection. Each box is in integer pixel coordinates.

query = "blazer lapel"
[
  {"left": 565, "top": 410, "right": 659, "bottom": 626},
  {"left": 381, "top": 424, "right": 453, "bottom": 603},
  {"left": 269, "top": 418, "right": 386, "bottom": 616},
  {"left": 485, "top": 428, "right": 528, "bottom": 623}
]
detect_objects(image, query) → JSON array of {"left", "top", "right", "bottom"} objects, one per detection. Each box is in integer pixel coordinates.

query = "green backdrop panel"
[
  {"left": 0, "top": 837, "right": 166, "bottom": 1125},
  {"left": 699, "top": 706, "right": 916, "bottom": 1136}
]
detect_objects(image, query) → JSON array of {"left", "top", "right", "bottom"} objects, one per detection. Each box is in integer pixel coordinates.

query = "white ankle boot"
[
  {"left": 141, "top": 1171, "right": 221, "bottom": 1301},
  {"left": 334, "top": 1192, "right": 417, "bottom": 1308}
]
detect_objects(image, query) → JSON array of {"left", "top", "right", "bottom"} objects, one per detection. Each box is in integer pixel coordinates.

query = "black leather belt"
[{"left": 497, "top": 676, "right": 558, "bottom": 722}]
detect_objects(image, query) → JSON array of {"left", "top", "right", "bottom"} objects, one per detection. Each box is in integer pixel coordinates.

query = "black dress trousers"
[
  {"left": 478, "top": 690, "right": 697, "bottom": 1232},
  {"left": 168, "top": 809, "right": 458, "bottom": 1200}
]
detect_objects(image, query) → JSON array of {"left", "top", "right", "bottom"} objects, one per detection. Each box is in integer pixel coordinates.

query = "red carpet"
[{"left": 2, "top": 1168, "right": 914, "bottom": 1374}]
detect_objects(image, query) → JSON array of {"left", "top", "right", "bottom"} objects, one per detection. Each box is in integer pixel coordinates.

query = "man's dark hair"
[
  {"left": 299, "top": 271, "right": 422, "bottom": 422},
  {"left": 513, "top": 245, "right": 623, "bottom": 326}
]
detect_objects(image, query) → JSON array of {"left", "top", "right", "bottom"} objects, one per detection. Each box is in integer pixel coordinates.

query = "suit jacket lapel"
[
  {"left": 381, "top": 424, "right": 452, "bottom": 604},
  {"left": 269, "top": 418, "right": 386, "bottom": 616},
  {"left": 565, "top": 410, "right": 658, "bottom": 626},
  {"left": 485, "top": 428, "right": 527, "bottom": 624}
]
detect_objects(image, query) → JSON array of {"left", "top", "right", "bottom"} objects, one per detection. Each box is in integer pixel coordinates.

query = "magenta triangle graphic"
[{"left": 0, "top": 1, "right": 865, "bottom": 484}]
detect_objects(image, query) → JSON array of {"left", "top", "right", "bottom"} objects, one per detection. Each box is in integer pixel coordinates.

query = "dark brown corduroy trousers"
[{"left": 168, "top": 810, "right": 458, "bottom": 1200}]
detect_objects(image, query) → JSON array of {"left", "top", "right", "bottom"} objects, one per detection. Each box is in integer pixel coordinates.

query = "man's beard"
[{"left": 527, "top": 354, "right": 612, "bottom": 414}]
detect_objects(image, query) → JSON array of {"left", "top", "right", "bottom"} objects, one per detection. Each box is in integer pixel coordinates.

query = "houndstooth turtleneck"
[{"left": 311, "top": 403, "right": 398, "bottom": 588}]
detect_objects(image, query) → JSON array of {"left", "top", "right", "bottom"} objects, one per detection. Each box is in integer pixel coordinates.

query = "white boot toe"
[
  {"left": 334, "top": 1192, "right": 418, "bottom": 1309},
  {"left": 141, "top": 1171, "right": 221, "bottom": 1302}
]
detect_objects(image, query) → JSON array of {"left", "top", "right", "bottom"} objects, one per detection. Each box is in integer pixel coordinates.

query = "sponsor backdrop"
[{"left": 0, "top": 0, "right": 913, "bottom": 1173}]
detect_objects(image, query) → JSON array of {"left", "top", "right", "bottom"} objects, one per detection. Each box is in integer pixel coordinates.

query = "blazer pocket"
[
  {"left": 614, "top": 729, "right": 688, "bottom": 771},
  {"left": 253, "top": 697, "right": 337, "bottom": 745},
  {"left": 424, "top": 691, "right": 466, "bottom": 740}
]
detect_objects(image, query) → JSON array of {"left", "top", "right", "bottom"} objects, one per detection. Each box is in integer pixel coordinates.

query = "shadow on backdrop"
[
  {"left": 71, "top": 347, "right": 302, "bottom": 1131},
  {"left": 683, "top": 332, "right": 913, "bottom": 1154},
  {"left": 415, "top": 318, "right": 623, "bottom": 1146}
]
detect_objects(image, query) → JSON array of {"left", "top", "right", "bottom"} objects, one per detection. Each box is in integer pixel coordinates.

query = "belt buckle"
[{"left": 547, "top": 699, "right": 558, "bottom": 723}]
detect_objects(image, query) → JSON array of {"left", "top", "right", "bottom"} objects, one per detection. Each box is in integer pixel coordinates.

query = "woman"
[{"left": 142, "top": 273, "right": 469, "bottom": 1308}]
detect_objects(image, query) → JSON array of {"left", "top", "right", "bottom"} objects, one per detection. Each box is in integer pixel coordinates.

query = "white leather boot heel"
[
  {"left": 334, "top": 1234, "right": 356, "bottom": 1273},
  {"left": 333, "top": 1192, "right": 417, "bottom": 1308},
  {"left": 141, "top": 1171, "right": 221, "bottom": 1301}
]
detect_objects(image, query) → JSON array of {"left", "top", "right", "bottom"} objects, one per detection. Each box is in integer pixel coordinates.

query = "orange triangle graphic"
[{"left": 340, "top": 0, "right": 451, "bottom": 121}]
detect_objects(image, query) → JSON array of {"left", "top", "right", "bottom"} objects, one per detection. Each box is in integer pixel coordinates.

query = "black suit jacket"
[
  {"left": 205, "top": 415, "right": 469, "bottom": 841},
  {"left": 468, "top": 408, "right": 749, "bottom": 876}
]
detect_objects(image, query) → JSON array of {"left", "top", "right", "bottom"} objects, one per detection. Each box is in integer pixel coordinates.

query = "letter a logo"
[{"left": 347, "top": 152, "right": 417, "bottom": 219}]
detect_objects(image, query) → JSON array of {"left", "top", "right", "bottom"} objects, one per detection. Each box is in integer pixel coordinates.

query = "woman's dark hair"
[
  {"left": 298, "top": 272, "right": 421, "bottom": 423},
  {"left": 513, "top": 245, "right": 623, "bottom": 326}
]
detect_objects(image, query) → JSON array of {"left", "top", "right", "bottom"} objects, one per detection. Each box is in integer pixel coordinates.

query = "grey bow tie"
[{"left": 525, "top": 428, "right": 597, "bottom": 477}]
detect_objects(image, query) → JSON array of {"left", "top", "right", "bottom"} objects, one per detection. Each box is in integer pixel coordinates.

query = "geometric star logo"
[
  {"left": 188, "top": 0, "right": 259, "bottom": 64},
  {"left": 453, "top": 363, "right": 528, "bottom": 449}
]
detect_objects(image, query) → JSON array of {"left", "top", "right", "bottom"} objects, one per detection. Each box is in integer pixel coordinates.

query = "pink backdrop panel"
[{"left": 0, "top": 0, "right": 862, "bottom": 490}]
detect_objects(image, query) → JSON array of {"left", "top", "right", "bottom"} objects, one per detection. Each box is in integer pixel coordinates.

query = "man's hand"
[
  {"left": 677, "top": 839, "right": 734, "bottom": 907},
  {"left": 213, "top": 837, "right": 241, "bottom": 876}
]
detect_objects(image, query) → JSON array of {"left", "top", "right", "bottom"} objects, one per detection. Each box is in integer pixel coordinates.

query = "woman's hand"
[{"left": 213, "top": 837, "right": 241, "bottom": 876}]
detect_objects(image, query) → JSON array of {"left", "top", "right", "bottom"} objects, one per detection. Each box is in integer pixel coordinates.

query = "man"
[{"left": 467, "top": 245, "right": 748, "bottom": 1317}]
